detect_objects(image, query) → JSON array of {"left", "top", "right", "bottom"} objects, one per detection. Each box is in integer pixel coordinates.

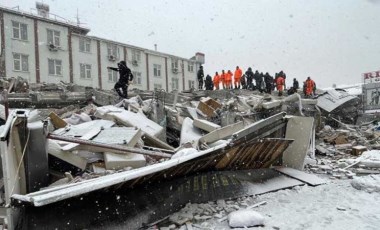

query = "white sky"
[{"left": 2, "top": 0, "right": 380, "bottom": 88}]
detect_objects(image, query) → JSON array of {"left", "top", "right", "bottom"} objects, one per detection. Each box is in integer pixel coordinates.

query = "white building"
[{"left": 0, "top": 3, "right": 205, "bottom": 91}]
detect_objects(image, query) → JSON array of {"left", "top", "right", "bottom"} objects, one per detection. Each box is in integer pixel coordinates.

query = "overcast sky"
[{"left": 3, "top": 0, "right": 380, "bottom": 88}]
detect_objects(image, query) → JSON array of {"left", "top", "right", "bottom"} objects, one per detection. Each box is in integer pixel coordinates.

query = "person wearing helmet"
[{"left": 108, "top": 60, "right": 133, "bottom": 98}]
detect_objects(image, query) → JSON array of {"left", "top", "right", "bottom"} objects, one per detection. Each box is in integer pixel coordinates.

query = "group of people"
[
  {"left": 198, "top": 66, "right": 317, "bottom": 97},
  {"left": 108, "top": 60, "right": 316, "bottom": 99}
]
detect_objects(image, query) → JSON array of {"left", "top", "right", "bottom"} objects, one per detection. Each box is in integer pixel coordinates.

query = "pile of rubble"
[{"left": 305, "top": 121, "right": 380, "bottom": 180}]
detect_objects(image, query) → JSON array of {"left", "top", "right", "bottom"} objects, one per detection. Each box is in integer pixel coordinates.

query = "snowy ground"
[{"left": 159, "top": 176, "right": 380, "bottom": 230}]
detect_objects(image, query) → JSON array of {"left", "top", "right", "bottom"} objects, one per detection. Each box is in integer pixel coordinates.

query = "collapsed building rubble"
[{"left": 1, "top": 79, "right": 375, "bottom": 229}]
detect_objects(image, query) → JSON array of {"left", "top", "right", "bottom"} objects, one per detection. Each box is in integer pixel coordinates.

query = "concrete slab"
[
  {"left": 275, "top": 167, "right": 326, "bottom": 186},
  {"left": 180, "top": 117, "right": 202, "bottom": 148},
  {"left": 92, "top": 127, "right": 141, "bottom": 147},
  {"left": 193, "top": 118, "right": 221, "bottom": 132},
  {"left": 199, "top": 121, "right": 244, "bottom": 144},
  {"left": 282, "top": 116, "right": 314, "bottom": 170},
  {"left": 48, "top": 140, "right": 87, "bottom": 170},
  {"left": 104, "top": 152, "right": 146, "bottom": 170}
]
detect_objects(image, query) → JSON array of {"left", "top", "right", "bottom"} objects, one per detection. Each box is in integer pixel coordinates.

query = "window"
[
  {"left": 132, "top": 71, "right": 142, "bottom": 85},
  {"left": 188, "top": 80, "right": 195, "bottom": 89},
  {"left": 154, "top": 84, "right": 162, "bottom": 90},
  {"left": 13, "top": 53, "right": 29, "bottom": 71},
  {"left": 79, "top": 38, "right": 91, "bottom": 52},
  {"left": 171, "top": 59, "right": 179, "bottom": 69},
  {"left": 47, "top": 29, "right": 60, "bottom": 46},
  {"left": 80, "top": 64, "right": 91, "bottom": 79},
  {"left": 188, "top": 63, "right": 194, "bottom": 72},
  {"left": 108, "top": 69, "right": 118, "bottom": 82},
  {"left": 107, "top": 44, "right": 118, "bottom": 58},
  {"left": 153, "top": 64, "right": 161, "bottom": 77},
  {"left": 48, "top": 59, "right": 62, "bottom": 76},
  {"left": 172, "top": 78, "right": 179, "bottom": 90},
  {"left": 12, "top": 21, "right": 28, "bottom": 40},
  {"left": 132, "top": 50, "right": 141, "bottom": 62}
]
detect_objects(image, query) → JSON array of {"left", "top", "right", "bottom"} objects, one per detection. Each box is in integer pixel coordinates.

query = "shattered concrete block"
[
  {"left": 92, "top": 127, "right": 142, "bottom": 147},
  {"left": 197, "top": 101, "right": 216, "bottom": 117},
  {"left": 104, "top": 152, "right": 146, "bottom": 170},
  {"left": 352, "top": 146, "right": 367, "bottom": 156},
  {"left": 193, "top": 118, "right": 221, "bottom": 132}
]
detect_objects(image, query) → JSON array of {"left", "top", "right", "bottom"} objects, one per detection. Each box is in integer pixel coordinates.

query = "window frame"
[
  {"left": 79, "top": 38, "right": 91, "bottom": 53},
  {"left": 12, "top": 21, "right": 28, "bottom": 41},
  {"left": 47, "top": 29, "right": 61, "bottom": 47},
  {"left": 108, "top": 69, "right": 118, "bottom": 82},
  {"left": 80, "top": 63, "right": 92, "bottom": 79},
  {"left": 132, "top": 71, "right": 142, "bottom": 85},
  {"left": 13, "top": 53, "right": 29, "bottom": 72},
  {"left": 132, "top": 50, "right": 141, "bottom": 62},
  {"left": 153, "top": 64, "right": 162, "bottom": 77},
  {"left": 172, "top": 78, "right": 179, "bottom": 90},
  {"left": 48, "top": 59, "right": 62, "bottom": 76}
]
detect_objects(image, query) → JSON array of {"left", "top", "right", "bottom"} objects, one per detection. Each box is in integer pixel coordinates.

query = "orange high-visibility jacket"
[
  {"left": 234, "top": 68, "right": 242, "bottom": 81},
  {"left": 226, "top": 71, "right": 233, "bottom": 82},
  {"left": 220, "top": 73, "right": 226, "bottom": 83},
  {"left": 306, "top": 79, "right": 315, "bottom": 95},
  {"left": 213, "top": 74, "right": 220, "bottom": 85},
  {"left": 276, "top": 76, "right": 285, "bottom": 91}
]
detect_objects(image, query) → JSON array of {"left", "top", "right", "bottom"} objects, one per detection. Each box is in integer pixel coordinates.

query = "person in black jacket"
[
  {"left": 108, "top": 61, "right": 133, "bottom": 98},
  {"left": 197, "top": 66, "right": 204, "bottom": 90},
  {"left": 264, "top": 72, "right": 273, "bottom": 94},
  {"left": 245, "top": 67, "right": 254, "bottom": 90},
  {"left": 204, "top": 74, "right": 213, "bottom": 90},
  {"left": 293, "top": 78, "right": 299, "bottom": 90},
  {"left": 240, "top": 74, "right": 247, "bottom": 89}
]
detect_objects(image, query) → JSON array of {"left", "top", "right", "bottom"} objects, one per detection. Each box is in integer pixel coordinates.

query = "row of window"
[
  {"left": 11, "top": 20, "right": 195, "bottom": 71},
  {"left": 13, "top": 53, "right": 194, "bottom": 84}
]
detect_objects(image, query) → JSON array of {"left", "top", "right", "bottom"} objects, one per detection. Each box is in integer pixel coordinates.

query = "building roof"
[{"left": 0, "top": 5, "right": 90, "bottom": 35}]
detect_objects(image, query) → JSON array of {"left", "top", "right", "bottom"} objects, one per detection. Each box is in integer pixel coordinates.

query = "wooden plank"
[
  {"left": 48, "top": 112, "right": 68, "bottom": 129},
  {"left": 275, "top": 167, "right": 326, "bottom": 186}
]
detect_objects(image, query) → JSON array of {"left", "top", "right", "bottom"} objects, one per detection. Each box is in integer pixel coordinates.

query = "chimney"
[
  {"left": 36, "top": 2, "right": 49, "bottom": 18},
  {"left": 195, "top": 52, "right": 205, "bottom": 64},
  {"left": 154, "top": 44, "right": 157, "bottom": 51}
]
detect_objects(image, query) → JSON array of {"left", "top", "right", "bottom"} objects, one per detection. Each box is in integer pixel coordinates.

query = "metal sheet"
[{"left": 316, "top": 89, "right": 359, "bottom": 113}]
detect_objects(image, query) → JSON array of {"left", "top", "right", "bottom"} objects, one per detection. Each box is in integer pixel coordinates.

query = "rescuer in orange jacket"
[
  {"left": 213, "top": 72, "right": 220, "bottom": 90},
  {"left": 226, "top": 70, "right": 233, "bottom": 89},
  {"left": 305, "top": 76, "right": 315, "bottom": 97},
  {"left": 276, "top": 75, "right": 285, "bottom": 96},
  {"left": 220, "top": 70, "right": 226, "bottom": 89},
  {"left": 234, "top": 66, "right": 242, "bottom": 89}
]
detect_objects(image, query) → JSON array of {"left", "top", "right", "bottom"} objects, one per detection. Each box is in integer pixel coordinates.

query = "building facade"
[{"left": 0, "top": 3, "right": 205, "bottom": 92}]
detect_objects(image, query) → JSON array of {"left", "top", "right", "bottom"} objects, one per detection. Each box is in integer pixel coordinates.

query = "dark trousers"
[
  {"left": 198, "top": 79, "right": 203, "bottom": 90},
  {"left": 114, "top": 81, "right": 128, "bottom": 98}
]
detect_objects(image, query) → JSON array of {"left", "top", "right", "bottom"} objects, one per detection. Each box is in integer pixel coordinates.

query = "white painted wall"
[
  {"left": 126, "top": 47, "right": 146, "bottom": 91},
  {"left": 37, "top": 20, "right": 70, "bottom": 84},
  {"left": 148, "top": 53, "right": 167, "bottom": 91},
  {"left": 4, "top": 13, "right": 35, "bottom": 82},
  {"left": 99, "top": 40, "right": 125, "bottom": 90},
  {"left": 71, "top": 35, "right": 98, "bottom": 88}
]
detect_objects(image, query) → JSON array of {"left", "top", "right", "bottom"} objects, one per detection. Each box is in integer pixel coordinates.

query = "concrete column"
[
  {"left": 97, "top": 40, "right": 102, "bottom": 89},
  {"left": 33, "top": 19, "right": 40, "bottom": 83}
]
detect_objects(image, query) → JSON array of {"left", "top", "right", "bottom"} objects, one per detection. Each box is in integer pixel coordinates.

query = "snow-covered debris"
[
  {"left": 171, "top": 148, "right": 198, "bottom": 159},
  {"left": 228, "top": 209, "right": 264, "bottom": 228},
  {"left": 63, "top": 112, "right": 91, "bottom": 125},
  {"left": 351, "top": 175, "right": 380, "bottom": 193}
]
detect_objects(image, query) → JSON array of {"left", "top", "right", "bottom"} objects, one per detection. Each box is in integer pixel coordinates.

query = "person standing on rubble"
[
  {"left": 197, "top": 66, "right": 204, "bottom": 90},
  {"left": 293, "top": 78, "right": 299, "bottom": 91},
  {"left": 305, "top": 76, "right": 315, "bottom": 97},
  {"left": 220, "top": 70, "right": 226, "bottom": 89},
  {"left": 204, "top": 74, "right": 213, "bottom": 90},
  {"left": 234, "top": 66, "right": 242, "bottom": 89},
  {"left": 276, "top": 74, "right": 285, "bottom": 96},
  {"left": 213, "top": 72, "right": 220, "bottom": 90},
  {"left": 264, "top": 72, "right": 273, "bottom": 94},
  {"left": 226, "top": 70, "right": 233, "bottom": 89},
  {"left": 245, "top": 67, "right": 254, "bottom": 90},
  {"left": 107, "top": 60, "right": 133, "bottom": 98},
  {"left": 253, "top": 70, "right": 261, "bottom": 92},
  {"left": 241, "top": 74, "right": 247, "bottom": 89}
]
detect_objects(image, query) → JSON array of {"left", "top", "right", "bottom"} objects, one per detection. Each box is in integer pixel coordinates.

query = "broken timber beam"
[{"left": 47, "top": 133, "right": 172, "bottom": 159}]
